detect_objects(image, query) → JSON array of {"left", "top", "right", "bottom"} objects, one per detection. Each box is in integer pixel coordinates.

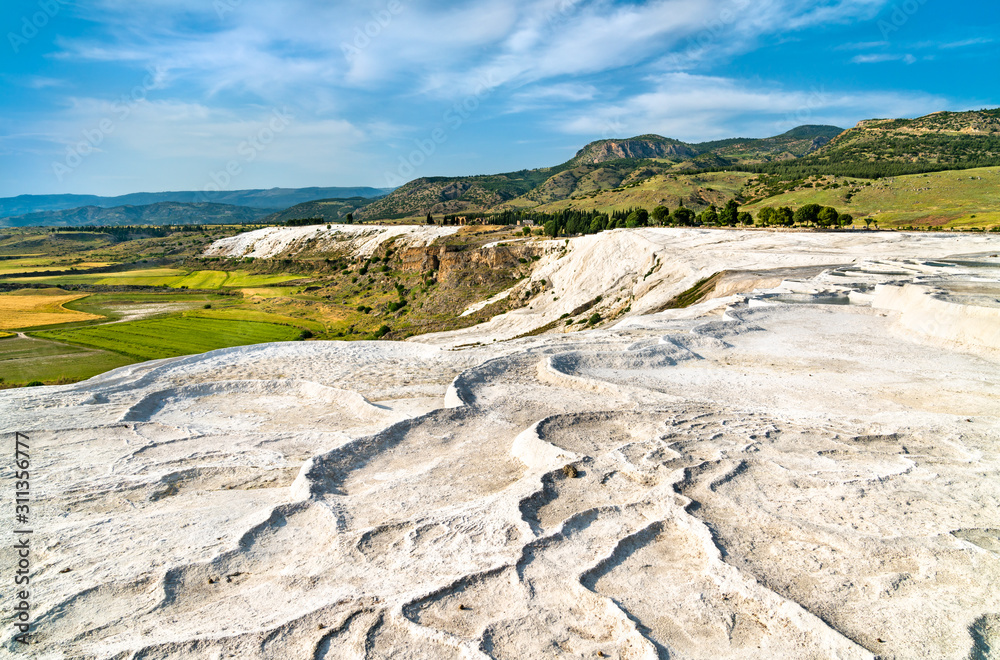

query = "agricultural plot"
[
  {"left": 0, "top": 289, "right": 105, "bottom": 330},
  {"left": 2, "top": 268, "right": 304, "bottom": 289},
  {"left": 0, "top": 257, "right": 113, "bottom": 275},
  {"left": 0, "top": 335, "right": 135, "bottom": 387},
  {"left": 34, "top": 316, "right": 303, "bottom": 361}
]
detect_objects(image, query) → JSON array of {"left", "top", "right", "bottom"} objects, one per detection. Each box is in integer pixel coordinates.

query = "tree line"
[{"left": 435, "top": 200, "right": 857, "bottom": 237}]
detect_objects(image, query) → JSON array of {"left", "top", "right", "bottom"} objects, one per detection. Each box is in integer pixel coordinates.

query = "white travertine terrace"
[
  {"left": 2, "top": 229, "right": 999, "bottom": 659},
  {"left": 203, "top": 224, "right": 460, "bottom": 260}
]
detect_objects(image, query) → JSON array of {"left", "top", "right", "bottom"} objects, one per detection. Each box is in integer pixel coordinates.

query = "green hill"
[
  {"left": 0, "top": 202, "right": 272, "bottom": 228},
  {"left": 744, "top": 109, "right": 1000, "bottom": 179},
  {"left": 742, "top": 166, "right": 1000, "bottom": 229},
  {"left": 263, "top": 197, "right": 375, "bottom": 224},
  {"left": 358, "top": 126, "right": 845, "bottom": 221}
]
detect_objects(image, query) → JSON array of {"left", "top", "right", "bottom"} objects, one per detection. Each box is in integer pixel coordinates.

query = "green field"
[
  {"left": 33, "top": 316, "right": 303, "bottom": 361},
  {"left": 1, "top": 268, "right": 304, "bottom": 289},
  {"left": 0, "top": 256, "right": 115, "bottom": 276},
  {"left": 0, "top": 335, "right": 136, "bottom": 387},
  {"left": 743, "top": 166, "right": 1000, "bottom": 228}
]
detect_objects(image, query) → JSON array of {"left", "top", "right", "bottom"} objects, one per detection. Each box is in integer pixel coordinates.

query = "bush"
[
  {"left": 375, "top": 325, "right": 391, "bottom": 338},
  {"left": 587, "top": 312, "right": 602, "bottom": 326},
  {"left": 26, "top": 381, "right": 45, "bottom": 387},
  {"left": 203, "top": 304, "right": 212, "bottom": 309}
]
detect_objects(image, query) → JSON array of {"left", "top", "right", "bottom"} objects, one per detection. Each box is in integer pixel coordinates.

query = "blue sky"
[{"left": 1, "top": 0, "right": 996, "bottom": 197}]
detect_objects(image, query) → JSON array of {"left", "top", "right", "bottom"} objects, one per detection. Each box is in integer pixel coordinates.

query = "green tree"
[
  {"left": 700, "top": 205, "right": 719, "bottom": 226},
  {"left": 774, "top": 207, "right": 794, "bottom": 227},
  {"left": 757, "top": 207, "right": 776, "bottom": 226},
  {"left": 625, "top": 209, "right": 649, "bottom": 228},
  {"left": 346, "top": 213, "right": 354, "bottom": 225},
  {"left": 720, "top": 200, "right": 739, "bottom": 226},
  {"left": 544, "top": 220, "right": 559, "bottom": 237},
  {"left": 589, "top": 215, "right": 607, "bottom": 233},
  {"left": 838, "top": 213, "right": 854, "bottom": 228},
  {"left": 817, "top": 206, "right": 839, "bottom": 227},
  {"left": 793, "top": 203, "right": 822, "bottom": 226},
  {"left": 671, "top": 207, "right": 695, "bottom": 226},
  {"left": 426, "top": 212, "right": 435, "bottom": 225},
  {"left": 651, "top": 205, "right": 669, "bottom": 225},
  {"left": 737, "top": 211, "right": 754, "bottom": 226}
]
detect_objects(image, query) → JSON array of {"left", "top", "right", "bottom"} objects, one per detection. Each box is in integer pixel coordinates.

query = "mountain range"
[
  {"left": 0, "top": 187, "right": 392, "bottom": 219},
  {"left": 6, "top": 109, "right": 999, "bottom": 227}
]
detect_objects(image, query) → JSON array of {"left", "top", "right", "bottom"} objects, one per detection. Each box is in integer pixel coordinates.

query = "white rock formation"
[
  {"left": 2, "top": 229, "right": 999, "bottom": 659},
  {"left": 203, "top": 224, "right": 459, "bottom": 260}
]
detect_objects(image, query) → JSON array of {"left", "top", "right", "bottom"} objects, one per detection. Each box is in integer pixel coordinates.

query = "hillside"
[
  {"left": 0, "top": 186, "right": 393, "bottom": 219},
  {"left": 262, "top": 197, "right": 375, "bottom": 224},
  {"left": 0, "top": 202, "right": 273, "bottom": 228},
  {"left": 358, "top": 126, "right": 848, "bottom": 220},
  {"left": 757, "top": 109, "right": 1000, "bottom": 178},
  {"left": 356, "top": 170, "right": 562, "bottom": 220},
  {"left": 357, "top": 112, "right": 1000, "bottom": 222},
  {"left": 570, "top": 134, "right": 696, "bottom": 164},
  {"left": 742, "top": 165, "right": 1000, "bottom": 229}
]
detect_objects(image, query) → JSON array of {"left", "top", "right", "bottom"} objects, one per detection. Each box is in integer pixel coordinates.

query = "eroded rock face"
[
  {"left": 2, "top": 231, "right": 999, "bottom": 659},
  {"left": 573, "top": 137, "right": 697, "bottom": 164}
]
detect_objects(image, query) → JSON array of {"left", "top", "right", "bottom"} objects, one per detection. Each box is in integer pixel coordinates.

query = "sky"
[{"left": 0, "top": 0, "right": 997, "bottom": 198}]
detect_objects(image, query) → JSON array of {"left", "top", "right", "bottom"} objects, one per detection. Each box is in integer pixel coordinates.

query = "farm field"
[
  {"left": 0, "top": 257, "right": 114, "bottom": 275},
  {"left": 0, "top": 268, "right": 305, "bottom": 289},
  {"left": 33, "top": 316, "right": 304, "bottom": 361},
  {"left": 0, "top": 335, "right": 136, "bottom": 388},
  {"left": 0, "top": 289, "right": 106, "bottom": 330}
]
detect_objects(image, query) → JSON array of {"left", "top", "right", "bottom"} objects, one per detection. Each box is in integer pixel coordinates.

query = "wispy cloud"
[
  {"left": 852, "top": 53, "right": 917, "bottom": 64},
  {"left": 555, "top": 72, "right": 948, "bottom": 140}
]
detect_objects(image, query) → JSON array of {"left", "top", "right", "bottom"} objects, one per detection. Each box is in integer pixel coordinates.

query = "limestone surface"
[{"left": 2, "top": 229, "right": 999, "bottom": 659}]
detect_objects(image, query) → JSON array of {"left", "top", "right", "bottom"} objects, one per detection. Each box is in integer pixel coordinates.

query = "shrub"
[
  {"left": 375, "top": 325, "right": 391, "bottom": 338},
  {"left": 26, "top": 381, "right": 45, "bottom": 387},
  {"left": 587, "top": 312, "right": 602, "bottom": 326}
]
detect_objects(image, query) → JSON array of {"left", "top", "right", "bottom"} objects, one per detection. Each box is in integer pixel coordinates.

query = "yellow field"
[
  {"left": 0, "top": 289, "right": 106, "bottom": 330},
  {"left": 0, "top": 258, "right": 113, "bottom": 276}
]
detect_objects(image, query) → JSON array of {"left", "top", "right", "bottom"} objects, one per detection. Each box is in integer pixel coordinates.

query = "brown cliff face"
[
  {"left": 399, "top": 243, "right": 546, "bottom": 285},
  {"left": 572, "top": 137, "right": 697, "bottom": 164}
]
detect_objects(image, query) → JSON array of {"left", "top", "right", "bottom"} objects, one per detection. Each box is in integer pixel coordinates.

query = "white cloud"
[
  {"left": 53, "top": 0, "right": 898, "bottom": 104},
  {"left": 852, "top": 53, "right": 917, "bottom": 64},
  {"left": 555, "top": 72, "right": 949, "bottom": 140}
]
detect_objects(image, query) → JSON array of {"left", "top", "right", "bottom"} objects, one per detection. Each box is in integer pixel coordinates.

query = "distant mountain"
[
  {"left": 571, "top": 135, "right": 696, "bottom": 165},
  {"left": 0, "top": 187, "right": 393, "bottom": 219},
  {"left": 359, "top": 125, "right": 846, "bottom": 220},
  {"left": 263, "top": 197, "right": 375, "bottom": 224},
  {"left": 0, "top": 202, "right": 273, "bottom": 228}
]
